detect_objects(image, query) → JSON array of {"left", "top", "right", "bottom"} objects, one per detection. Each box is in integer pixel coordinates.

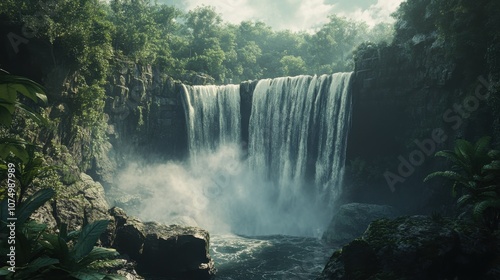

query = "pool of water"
[{"left": 210, "top": 234, "right": 335, "bottom": 280}]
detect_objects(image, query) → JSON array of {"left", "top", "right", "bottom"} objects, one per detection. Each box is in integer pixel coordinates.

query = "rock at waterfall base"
[
  {"left": 319, "top": 215, "right": 500, "bottom": 280},
  {"left": 322, "top": 203, "right": 399, "bottom": 245}
]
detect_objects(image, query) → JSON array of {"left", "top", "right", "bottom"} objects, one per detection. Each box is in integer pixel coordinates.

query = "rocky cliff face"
[
  {"left": 83, "top": 59, "right": 194, "bottom": 187},
  {"left": 342, "top": 42, "right": 497, "bottom": 212},
  {"left": 104, "top": 60, "right": 188, "bottom": 159}
]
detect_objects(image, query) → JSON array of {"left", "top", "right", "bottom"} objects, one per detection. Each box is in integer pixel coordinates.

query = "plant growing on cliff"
[
  {"left": 0, "top": 70, "right": 125, "bottom": 279},
  {"left": 425, "top": 136, "right": 500, "bottom": 230}
]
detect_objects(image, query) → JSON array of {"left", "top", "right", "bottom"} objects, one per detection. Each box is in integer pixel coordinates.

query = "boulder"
[
  {"left": 139, "top": 222, "right": 215, "bottom": 279},
  {"left": 109, "top": 207, "right": 215, "bottom": 279},
  {"left": 322, "top": 203, "right": 398, "bottom": 244},
  {"left": 32, "top": 173, "right": 111, "bottom": 231},
  {"left": 109, "top": 207, "right": 146, "bottom": 260},
  {"left": 318, "top": 215, "right": 500, "bottom": 280}
]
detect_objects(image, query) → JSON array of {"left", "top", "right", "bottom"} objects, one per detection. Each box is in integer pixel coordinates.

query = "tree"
[
  {"left": 280, "top": 55, "right": 306, "bottom": 77},
  {"left": 110, "top": 0, "right": 157, "bottom": 62},
  {"left": 235, "top": 41, "right": 262, "bottom": 80},
  {"left": 184, "top": 5, "right": 228, "bottom": 81},
  {"left": 309, "top": 15, "right": 366, "bottom": 74}
]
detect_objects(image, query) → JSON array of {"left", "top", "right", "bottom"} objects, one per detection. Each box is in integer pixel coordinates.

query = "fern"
[
  {"left": 424, "top": 170, "right": 465, "bottom": 183},
  {"left": 473, "top": 199, "right": 500, "bottom": 222},
  {"left": 425, "top": 137, "right": 500, "bottom": 230}
]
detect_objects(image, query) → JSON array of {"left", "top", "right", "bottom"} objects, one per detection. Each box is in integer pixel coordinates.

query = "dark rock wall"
[
  {"left": 104, "top": 59, "right": 188, "bottom": 163},
  {"left": 343, "top": 43, "right": 496, "bottom": 213},
  {"left": 240, "top": 80, "right": 258, "bottom": 145}
]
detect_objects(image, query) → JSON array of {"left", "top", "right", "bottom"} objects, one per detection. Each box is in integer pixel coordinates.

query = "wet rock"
[
  {"left": 139, "top": 222, "right": 215, "bottom": 279},
  {"left": 322, "top": 203, "right": 398, "bottom": 245},
  {"left": 109, "top": 207, "right": 215, "bottom": 279},
  {"left": 319, "top": 215, "right": 500, "bottom": 280}
]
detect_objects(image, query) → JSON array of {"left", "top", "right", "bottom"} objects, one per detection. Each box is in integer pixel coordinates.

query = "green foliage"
[
  {"left": 0, "top": 70, "right": 48, "bottom": 165},
  {"left": 425, "top": 136, "right": 500, "bottom": 230},
  {"left": 0, "top": 70, "right": 52, "bottom": 203},
  {"left": 0, "top": 189, "right": 123, "bottom": 279},
  {"left": 2, "top": 0, "right": 398, "bottom": 84},
  {"left": 280, "top": 55, "right": 307, "bottom": 77},
  {"left": 391, "top": 0, "right": 500, "bottom": 82},
  {"left": 0, "top": 70, "right": 123, "bottom": 279},
  {"left": 0, "top": 70, "right": 47, "bottom": 127}
]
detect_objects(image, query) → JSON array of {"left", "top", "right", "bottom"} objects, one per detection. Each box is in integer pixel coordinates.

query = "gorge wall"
[{"left": 344, "top": 42, "right": 498, "bottom": 213}]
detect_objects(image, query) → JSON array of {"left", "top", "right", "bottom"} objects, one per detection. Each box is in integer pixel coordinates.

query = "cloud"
[
  {"left": 159, "top": 0, "right": 404, "bottom": 30},
  {"left": 334, "top": 0, "right": 404, "bottom": 26}
]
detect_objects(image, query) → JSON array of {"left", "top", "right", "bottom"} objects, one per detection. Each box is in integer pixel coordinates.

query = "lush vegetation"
[
  {"left": 0, "top": 0, "right": 393, "bottom": 84},
  {"left": 0, "top": 71, "right": 125, "bottom": 279},
  {"left": 425, "top": 137, "right": 500, "bottom": 230}
]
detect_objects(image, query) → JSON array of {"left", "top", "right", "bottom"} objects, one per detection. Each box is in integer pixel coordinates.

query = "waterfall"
[
  {"left": 175, "top": 73, "right": 352, "bottom": 236},
  {"left": 182, "top": 84, "right": 241, "bottom": 160},
  {"left": 248, "top": 73, "right": 352, "bottom": 207}
]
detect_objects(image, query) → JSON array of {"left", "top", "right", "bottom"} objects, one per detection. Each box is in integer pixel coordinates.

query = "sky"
[{"left": 159, "top": 0, "right": 406, "bottom": 31}]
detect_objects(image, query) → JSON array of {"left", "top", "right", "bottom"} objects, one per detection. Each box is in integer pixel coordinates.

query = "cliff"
[{"left": 343, "top": 41, "right": 498, "bottom": 213}]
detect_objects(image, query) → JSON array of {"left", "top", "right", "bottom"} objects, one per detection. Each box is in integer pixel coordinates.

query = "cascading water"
[
  {"left": 248, "top": 73, "right": 352, "bottom": 208},
  {"left": 182, "top": 84, "right": 241, "bottom": 160},
  {"left": 179, "top": 73, "right": 352, "bottom": 236}
]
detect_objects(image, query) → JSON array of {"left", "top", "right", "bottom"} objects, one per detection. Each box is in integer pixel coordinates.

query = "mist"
[{"left": 113, "top": 144, "right": 330, "bottom": 237}]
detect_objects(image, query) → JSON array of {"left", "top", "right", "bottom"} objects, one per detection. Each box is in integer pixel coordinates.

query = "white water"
[
  {"left": 182, "top": 73, "right": 352, "bottom": 236},
  {"left": 248, "top": 74, "right": 352, "bottom": 211},
  {"left": 211, "top": 234, "right": 333, "bottom": 279},
  {"left": 182, "top": 84, "right": 241, "bottom": 161},
  {"left": 114, "top": 73, "right": 352, "bottom": 238}
]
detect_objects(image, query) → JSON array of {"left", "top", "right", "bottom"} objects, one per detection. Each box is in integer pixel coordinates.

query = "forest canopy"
[{"left": 0, "top": 0, "right": 394, "bottom": 84}]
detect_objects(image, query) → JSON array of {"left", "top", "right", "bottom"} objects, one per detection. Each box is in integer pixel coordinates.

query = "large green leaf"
[
  {"left": 0, "top": 70, "right": 48, "bottom": 129},
  {"left": 17, "top": 188, "right": 55, "bottom": 226},
  {"left": 423, "top": 170, "right": 466, "bottom": 183},
  {"left": 0, "top": 106, "right": 13, "bottom": 126},
  {"left": 22, "top": 220, "right": 48, "bottom": 236},
  {"left": 454, "top": 139, "right": 475, "bottom": 173},
  {"left": 40, "top": 234, "right": 70, "bottom": 264},
  {"left": 0, "top": 84, "right": 18, "bottom": 103},
  {"left": 435, "top": 150, "right": 468, "bottom": 170},
  {"left": 0, "top": 143, "right": 29, "bottom": 163},
  {"left": 15, "top": 257, "right": 59, "bottom": 278},
  {"left": 73, "top": 220, "right": 110, "bottom": 262},
  {"left": 474, "top": 136, "right": 491, "bottom": 156},
  {"left": 473, "top": 199, "right": 500, "bottom": 220},
  {"left": 0, "top": 73, "right": 47, "bottom": 105},
  {"left": 484, "top": 160, "right": 500, "bottom": 171},
  {"left": 78, "top": 247, "right": 118, "bottom": 267},
  {"left": 457, "top": 194, "right": 472, "bottom": 207},
  {"left": 488, "top": 150, "right": 500, "bottom": 159},
  {"left": 16, "top": 101, "right": 48, "bottom": 126},
  {"left": 0, "top": 137, "right": 35, "bottom": 163}
]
